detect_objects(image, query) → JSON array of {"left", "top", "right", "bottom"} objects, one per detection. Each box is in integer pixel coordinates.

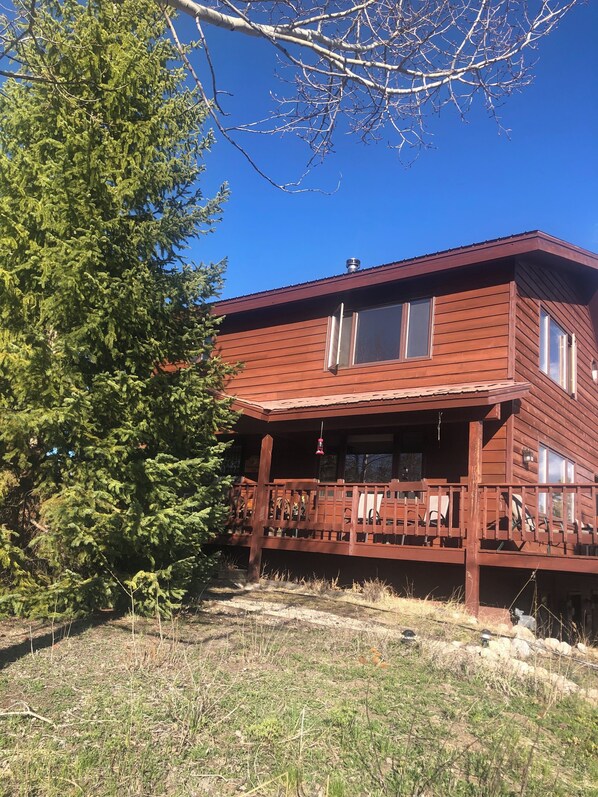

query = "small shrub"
[
  {"left": 302, "top": 574, "right": 341, "bottom": 596},
  {"left": 359, "top": 578, "right": 394, "bottom": 603},
  {"left": 247, "top": 716, "right": 286, "bottom": 742}
]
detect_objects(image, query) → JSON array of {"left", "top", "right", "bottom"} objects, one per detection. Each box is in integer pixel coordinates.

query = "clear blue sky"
[{"left": 177, "top": 2, "right": 598, "bottom": 300}]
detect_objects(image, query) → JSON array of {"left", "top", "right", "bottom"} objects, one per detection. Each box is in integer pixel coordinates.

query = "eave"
[
  {"left": 215, "top": 232, "right": 598, "bottom": 317},
  {"left": 226, "top": 380, "right": 531, "bottom": 424}
]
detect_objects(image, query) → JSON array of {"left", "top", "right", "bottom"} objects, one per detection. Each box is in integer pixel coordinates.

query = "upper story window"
[
  {"left": 327, "top": 298, "right": 432, "bottom": 371},
  {"left": 539, "top": 309, "right": 576, "bottom": 394}
]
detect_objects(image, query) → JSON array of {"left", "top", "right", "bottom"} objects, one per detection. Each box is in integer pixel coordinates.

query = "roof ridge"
[{"left": 216, "top": 231, "right": 597, "bottom": 313}]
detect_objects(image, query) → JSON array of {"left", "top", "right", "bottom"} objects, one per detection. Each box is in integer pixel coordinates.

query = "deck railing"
[
  {"left": 480, "top": 483, "right": 598, "bottom": 554},
  {"left": 228, "top": 481, "right": 256, "bottom": 536},
  {"left": 226, "top": 481, "right": 598, "bottom": 557},
  {"left": 228, "top": 481, "right": 467, "bottom": 549}
]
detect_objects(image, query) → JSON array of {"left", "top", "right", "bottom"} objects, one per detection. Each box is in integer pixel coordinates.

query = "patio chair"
[
  {"left": 341, "top": 491, "right": 383, "bottom": 542},
  {"left": 358, "top": 492, "right": 383, "bottom": 524},
  {"left": 399, "top": 494, "right": 449, "bottom": 546},
  {"left": 358, "top": 492, "right": 384, "bottom": 542},
  {"left": 574, "top": 518, "right": 596, "bottom": 555},
  {"left": 509, "top": 493, "right": 538, "bottom": 534},
  {"left": 421, "top": 495, "right": 449, "bottom": 528},
  {"left": 417, "top": 494, "right": 449, "bottom": 546},
  {"left": 496, "top": 492, "right": 542, "bottom": 552}
]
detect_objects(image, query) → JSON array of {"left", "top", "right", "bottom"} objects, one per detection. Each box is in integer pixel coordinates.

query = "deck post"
[
  {"left": 465, "top": 419, "right": 483, "bottom": 616},
  {"left": 248, "top": 433, "right": 273, "bottom": 582},
  {"left": 348, "top": 488, "right": 359, "bottom": 556}
]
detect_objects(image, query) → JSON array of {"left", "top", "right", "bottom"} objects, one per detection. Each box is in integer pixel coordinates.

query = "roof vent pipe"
[{"left": 346, "top": 257, "right": 361, "bottom": 273}]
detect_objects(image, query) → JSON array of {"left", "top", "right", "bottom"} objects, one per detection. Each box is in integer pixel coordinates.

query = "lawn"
[{"left": 0, "top": 583, "right": 597, "bottom": 796}]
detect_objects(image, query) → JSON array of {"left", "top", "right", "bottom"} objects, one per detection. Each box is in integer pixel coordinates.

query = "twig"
[
  {"left": 0, "top": 702, "right": 55, "bottom": 726},
  {"left": 243, "top": 772, "right": 289, "bottom": 795}
]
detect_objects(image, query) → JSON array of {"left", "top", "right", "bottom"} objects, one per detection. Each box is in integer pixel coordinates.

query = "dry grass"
[{"left": 0, "top": 587, "right": 596, "bottom": 797}]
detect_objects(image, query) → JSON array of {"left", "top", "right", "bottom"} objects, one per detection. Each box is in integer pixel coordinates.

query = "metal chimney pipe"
[{"left": 346, "top": 257, "right": 361, "bottom": 273}]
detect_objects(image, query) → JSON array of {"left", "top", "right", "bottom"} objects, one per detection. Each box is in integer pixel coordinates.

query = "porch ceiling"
[{"left": 227, "top": 379, "right": 531, "bottom": 423}]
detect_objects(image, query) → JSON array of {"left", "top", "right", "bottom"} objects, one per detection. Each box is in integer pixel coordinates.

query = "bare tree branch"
[
  {"left": 161, "top": 0, "right": 576, "bottom": 173},
  {"left": 0, "top": 0, "right": 578, "bottom": 187},
  {"left": 163, "top": 5, "right": 333, "bottom": 191}
]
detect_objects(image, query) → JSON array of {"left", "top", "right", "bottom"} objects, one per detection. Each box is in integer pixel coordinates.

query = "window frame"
[
  {"left": 404, "top": 297, "right": 434, "bottom": 360},
  {"left": 539, "top": 308, "right": 576, "bottom": 396},
  {"left": 538, "top": 443, "right": 575, "bottom": 522},
  {"left": 326, "top": 297, "right": 433, "bottom": 371},
  {"left": 353, "top": 301, "right": 405, "bottom": 365},
  {"left": 326, "top": 302, "right": 345, "bottom": 371}
]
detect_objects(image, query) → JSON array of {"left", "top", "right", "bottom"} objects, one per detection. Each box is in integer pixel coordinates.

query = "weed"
[
  {"left": 354, "top": 578, "right": 394, "bottom": 604},
  {"left": 301, "top": 573, "right": 342, "bottom": 596},
  {"left": 247, "top": 716, "right": 286, "bottom": 742},
  {"left": 0, "top": 592, "right": 596, "bottom": 797}
]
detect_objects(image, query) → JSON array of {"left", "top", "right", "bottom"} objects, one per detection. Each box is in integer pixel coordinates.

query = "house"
[{"left": 213, "top": 231, "right": 598, "bottom": 630}]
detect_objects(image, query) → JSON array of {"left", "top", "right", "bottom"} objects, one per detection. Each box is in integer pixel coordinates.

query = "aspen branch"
[
  {"left": 0, "top": 0, "right": 579, "bottom": 184},
  {"left": 159, "top": 0, "right": 576, "bottom": 167}
]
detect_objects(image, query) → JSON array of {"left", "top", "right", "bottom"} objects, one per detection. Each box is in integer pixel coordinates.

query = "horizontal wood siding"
[
  {"left": 513, "top": 258, "right": 598, "bottom": 483},
  {"left": 217, "top": 275, "right": 511, "bottom": 402},
  {"left": 482, "top": 422, "right": 508, "bottom": 482}
]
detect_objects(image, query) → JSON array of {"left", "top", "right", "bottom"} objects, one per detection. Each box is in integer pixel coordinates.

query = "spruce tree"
[{"left": 0, "top": 0, "right": 235, "bottom": 615}]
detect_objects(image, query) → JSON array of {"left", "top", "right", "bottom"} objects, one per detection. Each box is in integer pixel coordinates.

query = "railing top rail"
[
  {"left": 480, "top": 483, "right": 598, "bottom": 488},
  {"left": 254, "top": 482, "right": 597, "bottom": 491},
  {"left": 266, "top": 481, "right": 466, "bottom": 489}
]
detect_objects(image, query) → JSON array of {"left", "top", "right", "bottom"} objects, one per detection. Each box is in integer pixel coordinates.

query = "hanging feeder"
[{"left": 315, "top": 421, "right": 325, "bottom": 456}]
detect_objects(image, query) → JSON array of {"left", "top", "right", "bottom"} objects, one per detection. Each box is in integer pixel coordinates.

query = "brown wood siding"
[
  {"left": 217, "top": 279, "right": 511, "bottom": 402},
  {"left": 482, "top": 422, "right": 509, "bottom": 482},
  {"left": 513, "top": 258, "right": 598, "bottom": 484}
]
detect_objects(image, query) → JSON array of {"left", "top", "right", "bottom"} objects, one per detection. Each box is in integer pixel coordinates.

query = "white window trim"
[
  {"left": 538, "top": 443, "right": 575, "bottom": 521},
  {"left": 327, "top": 297, "right": 432, "bottom": 370},
  {"left": 327, "top": 302, "right": 344, "bottom": 371},
  {"left": 539, "top": 308, "right": 576, "bottom": 396}
]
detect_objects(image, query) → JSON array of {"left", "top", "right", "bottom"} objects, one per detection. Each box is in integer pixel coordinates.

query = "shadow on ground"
[{"left": 0, "top": 614, "right": 117, "bottom": 670}]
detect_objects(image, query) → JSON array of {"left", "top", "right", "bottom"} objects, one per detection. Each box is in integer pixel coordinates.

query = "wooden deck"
[{"left": 223, "top": 481, "right": 598, "bottom": 611}]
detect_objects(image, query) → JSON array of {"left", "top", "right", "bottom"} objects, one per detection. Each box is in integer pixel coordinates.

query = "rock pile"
[{"left": 442, "top": 626, "right": 598, "bottom": 704}]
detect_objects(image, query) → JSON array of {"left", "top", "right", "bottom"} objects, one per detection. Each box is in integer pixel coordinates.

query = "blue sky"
[{"left": 178, "top": 2, "right": 598, "bottom": 299}]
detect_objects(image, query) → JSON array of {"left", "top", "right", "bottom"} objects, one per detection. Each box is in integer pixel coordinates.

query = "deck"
[{"left": 222, "top": 481, "right": 598, "bottom": 612}]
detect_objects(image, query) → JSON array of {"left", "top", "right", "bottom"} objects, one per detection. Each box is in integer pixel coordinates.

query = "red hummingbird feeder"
[{"left": 315, "top": 421, "right": 325, "bottom": 456}]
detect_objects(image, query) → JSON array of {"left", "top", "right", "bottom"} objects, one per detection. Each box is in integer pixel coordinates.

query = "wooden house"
[{"left": 213, "top": 231, "right": 598, "bottom": 628}]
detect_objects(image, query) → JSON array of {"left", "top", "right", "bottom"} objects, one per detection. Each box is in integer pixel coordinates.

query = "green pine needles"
[{"left": 0, "top": 0, "right": 236, "bottom": 616}]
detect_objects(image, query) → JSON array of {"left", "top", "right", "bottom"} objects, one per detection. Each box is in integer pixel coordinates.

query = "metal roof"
[
  {"left": 227, "top": 380, "right": 531, "bottom": 422},
  {"left": 215, "top": 231, "right": 598, "bottom": 316}
]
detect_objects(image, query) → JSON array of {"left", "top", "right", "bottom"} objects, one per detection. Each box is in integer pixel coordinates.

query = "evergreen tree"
[{"left": 0, "top": 0, "right": 235, "bottom": 616}]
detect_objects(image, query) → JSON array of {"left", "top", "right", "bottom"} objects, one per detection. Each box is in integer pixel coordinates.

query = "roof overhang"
[
  {"left": 227, "top": 380, "right": 531, "bottom": 424},
  {"left": 215, "top": 232, "right": 598, "bottom": 316}
]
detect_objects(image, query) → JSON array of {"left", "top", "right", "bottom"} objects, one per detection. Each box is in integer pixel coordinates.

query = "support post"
[
  {"left": 465, "top": 419, "right": 483, "bottom": 616},
  {"left": 348, "top": 488, "right": 359, "bottom": 556},
  {"left": 248, "top": 433, "right": 273, "bottom": 582}
]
